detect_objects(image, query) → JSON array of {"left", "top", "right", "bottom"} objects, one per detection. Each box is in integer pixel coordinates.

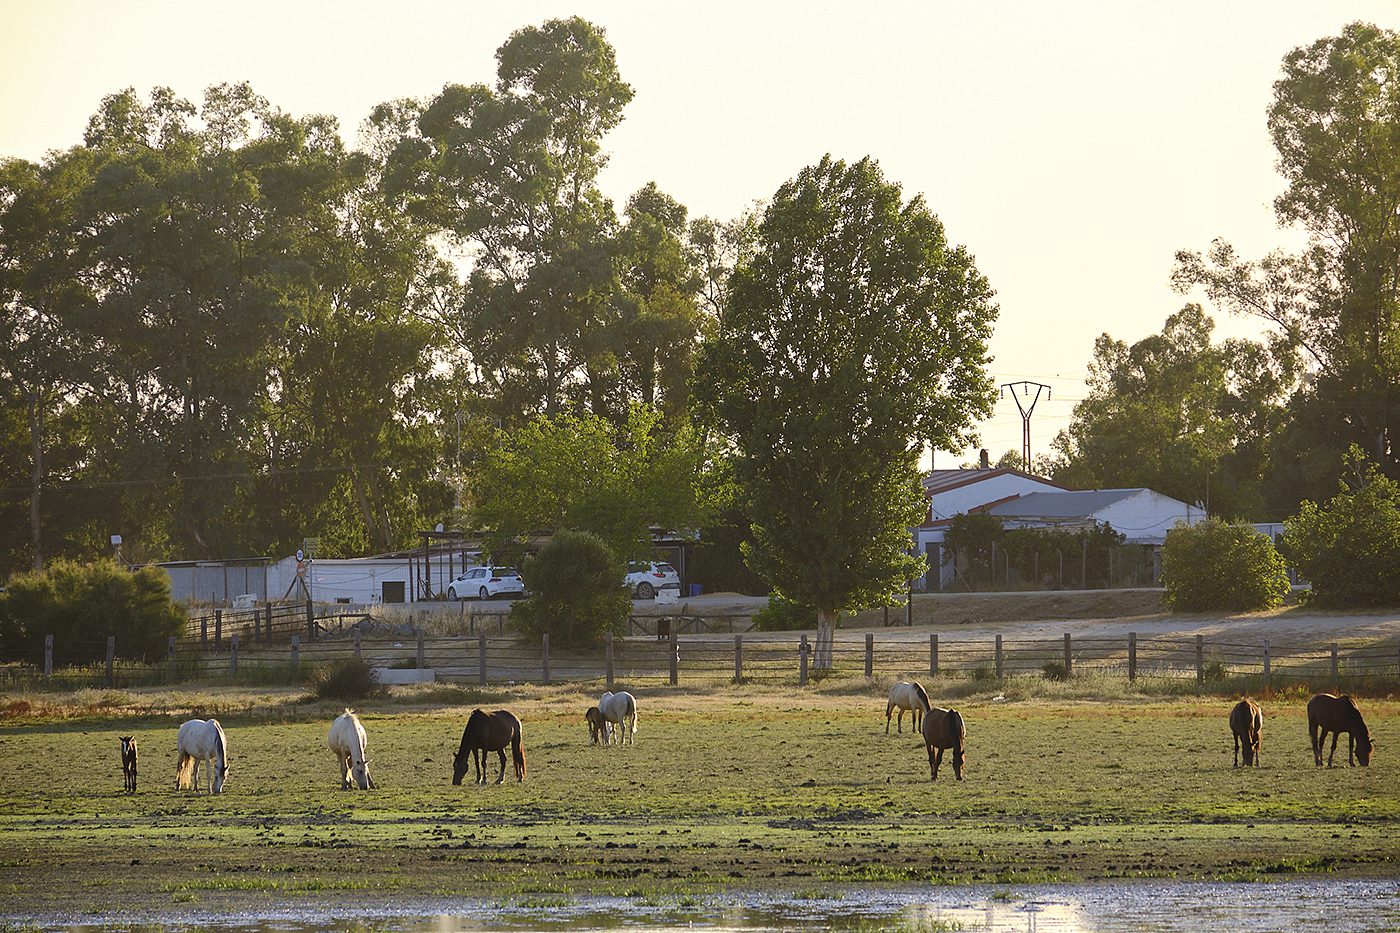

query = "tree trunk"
[
  {"left": 27, "top": 389, "right": 44, "bottom": 571},
  {"left": 814, "top": 608, "right": 837, "bottom": 670}
]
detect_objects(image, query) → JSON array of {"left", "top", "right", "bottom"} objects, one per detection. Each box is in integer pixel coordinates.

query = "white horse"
[
  {"left": 587, "top": 691, "right": 638, "bottom": 746},
  {"left": 329, "top": 709, "right": 376, "bottom": 790},
  {"left": 886, "top": 681, "right": 929, "bottom": 734},
  {"left": 176, "top": 718, "right": 229, "bottom": 794}
]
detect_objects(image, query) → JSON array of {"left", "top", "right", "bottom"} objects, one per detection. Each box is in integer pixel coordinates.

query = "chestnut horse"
[
  {"left": 1308, "top": 693, "right": 1373, "bottom": 767},
  {"left": 908, "top": 682, "right": 965, "bottom": 780},
  {"left": 1229, "top": 699, "right": 1262, "bottom": 767},
  {"left": 453, "top": 709, "right": 526, "bottom": 785}
]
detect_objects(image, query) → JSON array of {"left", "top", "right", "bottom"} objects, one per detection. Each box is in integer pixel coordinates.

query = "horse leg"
[
  {"left": 885, "top": 704, "right": 892, "bottom": 734},
  {"left": 495, "top": 748, "right": 507, "bottom": 784},
  {"left": 1233, "top": 732, "right": 1240, "bottom": 768},
  {"left": 339, "top": 754, "right": 349, "bottom": 790},
  {"left": 192, "top": 757, "right": 202, "bottom": 794},
  {"left": 897, "top": 707, "right": 905, "bottom": 734},
  {"left": 1310, "top": 720, "right": 1322, "bottom": 765},
  {"left": 1328, "top": 731, "right": 1339, "bottom": 767},
  {"left": 930, "top": 746, "right": 943, "bottom": 782},
  {"left": 1348, "top": 733, "right": 1355, "bottom": 767}
]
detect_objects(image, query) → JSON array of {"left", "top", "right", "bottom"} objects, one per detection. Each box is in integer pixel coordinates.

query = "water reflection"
[{"left": 44, "top": 879, "right": 1400, "bottom": 932}]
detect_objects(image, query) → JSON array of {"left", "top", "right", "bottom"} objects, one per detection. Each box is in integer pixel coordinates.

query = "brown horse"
[
  {"left": 1229, "top": 699, "right": 1262, "bottom": 767},
  {"left": 1308, "top": 693, "right": 1373, "bottom": 767},
  {"left": 453, "top": 709, "right": 526, "bottom": 785},
  {"left": 912, "top": 684, "right": 964, "bottom": 781},
  {"left": 120, "top": 735, "right": 138, "bottom": 793}
]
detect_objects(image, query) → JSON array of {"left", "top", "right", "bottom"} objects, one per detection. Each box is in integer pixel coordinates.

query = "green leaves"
[
  {"left": 1160, "top": 519, "right": 1290, "bottom": 612},
  {"left": 698, "top": 155, "right": 997, "bottom": 619}
]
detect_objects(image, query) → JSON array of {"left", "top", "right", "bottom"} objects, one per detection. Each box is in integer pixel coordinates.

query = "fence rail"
[{"left": 5, "top": 629, "right": 1400, "bottom": 692}]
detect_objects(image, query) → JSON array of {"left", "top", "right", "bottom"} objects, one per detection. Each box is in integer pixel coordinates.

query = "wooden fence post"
[
  {"left": 883, "top": 605, "right": 889, "bottom": 627},
  {"left": 200, "top": 615, "right": 208, "bottom": 649},
  {"left": 905, "top": 588, "right": 913, "bottom": 627},
  {"left": 864, "top": 632, "right": 874, "bottom": 678},
  {"left": 995, "top": 634, "right": 1003, "bottom": 680},
  {"left": 168, "top": 636, "right": 177, "bottom": 680},
  {"left": 930, "top": 633, "right": 938, "bottom": 678},
  {"left": 478, "top": 633, "right": 487, "bottom": 685},
  {"left": 1064, "top": 632, "right": 1073, "bottom": 677},
  {"left": 669, "top": 628, "right": 679, "bottom": 686},
  {"left": 1195, "top": 635, "right": 1204, "bottom": 686},
  {"left": 265, "top": 605, "right": 274, "bottom": 646},
  {"left": 542, "top": 633, "right": 550, "bottom": 685},
  {"left": 44, "top": 634, "right": 53, "bottom": 678},
  {"left": 1330, "top": 642, "right": 1339, "bottom": 690},
  {"left": 214, "top": 610, "right": 223, "bottom": 649},
  {"left": 1263, "top": 638, "right": 1271, "bottom": 689},
  {"left": 605, "top": 631, "right": 615, "bottom": 689},
  {"left": 290, "top": 635, "right": 300, "bottom": 677},
  {"left": 354, "top": 630, "right": 362, "bottom": 659},
  {"left": 230, "top": 634, "right": 239, "bottom": 676},
  {"left": 306, "top": 600, "right": 315, "bottom": 642},
  {"left": 252, "top": 609, "right": 259, "bottom": 645},
  {"left": 106, "top": 635, "right": 115, "bottom": 687},
  {"left": 416, "top": 629, "right": 425, "bottom": 670},
  {"left": 799, "top": 635, "right": 809, "bottom": 686},
  {"left": 1128, "top": 632, "right": 1137, "bottom": 682}
]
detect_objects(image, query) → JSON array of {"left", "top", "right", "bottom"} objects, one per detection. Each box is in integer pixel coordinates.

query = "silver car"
[
  {"left": 624, "top": 561, "right": 681, "bottom": 599},
  {"left": 447, "top": 566, "right": 525, "bottom": 601}
]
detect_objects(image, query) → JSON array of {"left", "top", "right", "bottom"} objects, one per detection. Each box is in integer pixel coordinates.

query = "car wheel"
[
  {"left": 637, "top": 582, "right": 655, "bottom": 600},
  {"left": 448, "top": 587, "right": 460, "bottom": 601},
  {"left": 479, "top": 586, "right": 490, "bottom": 600}
]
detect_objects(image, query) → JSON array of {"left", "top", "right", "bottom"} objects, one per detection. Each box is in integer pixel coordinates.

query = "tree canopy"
[{"left": 697, "top": 155, "right": 997, "bottom": 665}]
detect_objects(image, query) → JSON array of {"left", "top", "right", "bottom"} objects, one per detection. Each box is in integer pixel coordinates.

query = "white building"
[{"left": 912, "top": 468, "right": 1203, "bottom": 590}]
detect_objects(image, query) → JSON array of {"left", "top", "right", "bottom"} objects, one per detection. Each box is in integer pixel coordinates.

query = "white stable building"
[{"left": 912, "top": 468, "right": 1203, "bottom": 590}]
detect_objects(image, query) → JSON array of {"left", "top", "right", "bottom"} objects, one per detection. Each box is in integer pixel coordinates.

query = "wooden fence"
[{"left": 6, "top": 629, "right": 1399, "bottom": 691}]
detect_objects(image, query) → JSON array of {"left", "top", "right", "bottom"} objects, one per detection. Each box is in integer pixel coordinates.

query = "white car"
[
  {"left": 447, "top": 566, "right": 525, "bottom": 601},
  {"left": 625, "top": 561, "right": 681, "bottom": 599}
]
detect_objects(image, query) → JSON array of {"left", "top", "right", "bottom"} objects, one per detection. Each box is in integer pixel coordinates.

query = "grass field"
[{"left": 1, "top": 678, "right": 1397, "bottom": 919}]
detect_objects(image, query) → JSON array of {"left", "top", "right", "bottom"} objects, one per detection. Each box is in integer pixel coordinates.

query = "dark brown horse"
[
  {"left": 913, "top": 684, "right": 964, "bottom": 781},
  {"left": 1308, "top": 694, "right": 1373, "bottom": 767},
  {"left": 120, "top": 735, "right": 138, "bottom": 792},
  {"left": 1229, "top": 699, "right": 1262, "bottom": 767},
  {"left": 453, "top": 709, "right": 526, "bottom": 785}
]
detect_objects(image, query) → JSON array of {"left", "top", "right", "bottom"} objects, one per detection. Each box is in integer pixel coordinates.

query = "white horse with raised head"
[
  {"left": 886, "top": 681, "right": 929, "bottom": 734},
  {"left": 176, "top": 718, "right": 229, "bottom": 794},
  {"left": 587, "top": 691, "right": 638, "bottom": 746},
  {"left": 329, "top": 709, "right": 376, "bottom": 790}
]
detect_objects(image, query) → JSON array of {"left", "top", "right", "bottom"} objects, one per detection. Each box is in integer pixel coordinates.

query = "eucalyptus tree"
[
  {"left": 697, "top": 155, "right": 997, "bottom": 667},
  {"left": 1174, "top": 22, "right": 1400, "bottom": 500},
  {"left": 379, "top": 17, "right": 634, "bottom": 422}
]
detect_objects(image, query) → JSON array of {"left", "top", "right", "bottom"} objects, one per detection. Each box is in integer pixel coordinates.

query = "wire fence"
[{"left": 3, "top": 628, "right": 1399, "bottom": 693}]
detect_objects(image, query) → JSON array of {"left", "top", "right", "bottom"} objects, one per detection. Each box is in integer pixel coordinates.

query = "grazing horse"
[
  {"left": 120, "top": 736, "right": 138, "bottom": 793},
  {"left": 453, "top": 709, "right": 526, "bottom": 785},
  {"left": 1229, "top": 699, "right": 1263, "bottom": 767},
  {"left": 587, "top": 691, "right": 638, "bottom": 746},
  {"left": 328, "top": 709, "right": 376, "bottom": 790},
  {"left": 1309, "top": 693, "right": 1374, "bottom": 767},
  {"left": 922, "top": 707, "right": 966, "bottom": 781},
  {"left": 886, "top": 681, "right": 927, "bottom": 734},
  {"left": 175, "top": 718, "right": 229, "bottom": 794}
]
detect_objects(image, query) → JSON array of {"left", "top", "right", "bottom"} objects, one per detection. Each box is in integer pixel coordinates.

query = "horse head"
[
  {"left": 1356, "top": 734, "right": 1374, "bottom": 767},
  {"left": 585, "top": 707, "right": 605, "bottom": 745},
  {"left": 452, "top": 749, "right": 470, "bottom": 785},
  {"left": 213, "top": 763, "right": 229, "bottom": 795}
]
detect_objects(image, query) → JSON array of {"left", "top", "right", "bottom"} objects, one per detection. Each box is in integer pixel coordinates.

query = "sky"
[{"left": 4, "top": 1, "right": 1397, "bottom": 469}]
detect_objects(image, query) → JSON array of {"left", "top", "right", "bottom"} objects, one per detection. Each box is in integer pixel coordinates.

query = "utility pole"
[{"left": 1001, "top": 381, "right": 1051, "bottom": 472}]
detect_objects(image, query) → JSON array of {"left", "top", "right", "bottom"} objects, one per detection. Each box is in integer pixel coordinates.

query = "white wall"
[{"left": 1096, "top": 490, "right": 1201, "bottom": 545}]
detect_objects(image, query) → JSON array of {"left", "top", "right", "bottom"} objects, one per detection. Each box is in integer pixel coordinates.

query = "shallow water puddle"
[{"left": 39, "top": 879, "right": 1400, "bottom": 932}]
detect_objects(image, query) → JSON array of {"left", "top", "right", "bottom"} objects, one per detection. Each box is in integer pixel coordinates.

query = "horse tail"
[
  {"left": 629, "top": 695, "right": 638, "bottom": 734},
  {"left": 949, "top": 709, "right": 965, "bottom": 754},
  {"left": 512, "top": 724, "right": 527, "bottom": 781},
  {"left": 175, "top": 751, "right": 194, "bottom": 790}
]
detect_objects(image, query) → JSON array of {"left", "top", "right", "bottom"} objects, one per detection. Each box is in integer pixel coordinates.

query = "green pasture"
[{"left": 1, "top": 681, "right": 1398, "bottom": 917}]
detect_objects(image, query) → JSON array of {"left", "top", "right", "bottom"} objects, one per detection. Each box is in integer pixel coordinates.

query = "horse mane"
[
  {"left": 210, "top": 719, "right": 227, "bottom": 768},
  {"left": 910, "top": 682, "right": 931, "bottom": 713}
]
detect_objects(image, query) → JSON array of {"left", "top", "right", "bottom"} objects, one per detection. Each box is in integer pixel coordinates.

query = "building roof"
[
  {"left": 922, "top": 467, "right": 1070, "bottom": 495},
  {"left": 983, "top": 489, "right": 1143, "bottom": 520}
]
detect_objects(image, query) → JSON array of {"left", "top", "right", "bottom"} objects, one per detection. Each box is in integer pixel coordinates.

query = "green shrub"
[
  {"left": 0, "top": 559, "right": 186, "bottom": 664},
  {"left": 1161, "top": 518, "right": 1290, "bottom": 612},
  {"left": 1041, "top": 661, "right": 1069, "bottom": 681},
  {"left": 1281, "top": 452, "right": 1400, "bottom": 608},
  {"left": 751, "top": 595, "right": 817, "bottom": 631},
  {"left": 307, "top": 657, "right": 380, "bottom": 701},
  {"left": 513, "top": 530, "right": 631, "bottom": 646}
]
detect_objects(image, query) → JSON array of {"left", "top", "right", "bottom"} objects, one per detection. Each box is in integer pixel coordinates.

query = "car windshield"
[
  {"left": 657, "top": 564, "right": 675, "bottom": 573},
  {"left": 494, "top": 568, "right": 518, "bottom": 577}
]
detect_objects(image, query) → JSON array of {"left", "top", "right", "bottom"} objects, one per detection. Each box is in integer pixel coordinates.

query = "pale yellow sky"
[{"left": 4, "top": 1, "right": 1397, "bottom": 470}]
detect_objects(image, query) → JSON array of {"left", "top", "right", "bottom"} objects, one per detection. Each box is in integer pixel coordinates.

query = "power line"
[{"left": 1001, "top": 381, "right": 1052, "bottom": 471}]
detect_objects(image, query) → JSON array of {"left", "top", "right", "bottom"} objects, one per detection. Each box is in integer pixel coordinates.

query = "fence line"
[{"left": 5, "top": 629, "right": 1400, "bottom": 691}]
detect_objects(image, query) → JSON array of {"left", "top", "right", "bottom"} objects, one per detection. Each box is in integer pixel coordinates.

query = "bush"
[
  {"left": 1041, "top": 661, "right": 1069, "bottom": 681},
  {"left": 751, "top": 595, "right": 817, "bottom": 631},
  {"left": 0, "top": 559, "right": 186, "bottom": 664},
  {"left": 1160, "top": 519, "right": 1290, "bottom": 612},
  {"left": 513, "top": 530, "right": 631, "bottom": 646},
  {"left": 307, "top": 657, "right": 379, "bottom": 701},
  {"left": 1281, "top": 453, "right": 1400, "bottom": 608}
]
